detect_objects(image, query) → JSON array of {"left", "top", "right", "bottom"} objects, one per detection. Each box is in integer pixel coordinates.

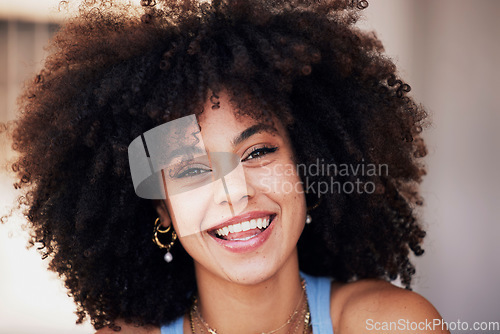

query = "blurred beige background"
[{"left": 0, "top": 0, "right": 499, "bottom": 333}]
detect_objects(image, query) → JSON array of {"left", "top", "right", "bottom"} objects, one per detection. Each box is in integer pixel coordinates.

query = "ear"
[{"left": 153, "top": 200, "right": 172, "bottom": 228}]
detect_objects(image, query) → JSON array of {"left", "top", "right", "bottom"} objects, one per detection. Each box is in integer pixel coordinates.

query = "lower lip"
[{"left": 208, "top": 216, "right": 276, "bottom": 253}]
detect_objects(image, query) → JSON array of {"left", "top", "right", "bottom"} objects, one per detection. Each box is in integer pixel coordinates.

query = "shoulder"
[
  {"left": 330, "top": 279, "right": 449, "bottom": 334},
  {"left": 94, "top": 321, "right": 160, "bottom": 334}
]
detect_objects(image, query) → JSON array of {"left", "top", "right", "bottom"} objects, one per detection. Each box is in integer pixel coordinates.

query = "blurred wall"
[
  {"left": 1, "top": 1, "right": 499, "bottom": 333},
  {"left": 0, "top": 7, "right": 94, "bottom": 334},
  {"left": 362, "top": 1, "right": 500, "bottom": 332},
  {"left": 0, "top": 20, "right": 59, "bottom": 120}
]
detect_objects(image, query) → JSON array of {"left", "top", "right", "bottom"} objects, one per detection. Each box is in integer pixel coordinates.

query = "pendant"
[{"left": 164, "top": 251, "right": 173, "bottom": 263}]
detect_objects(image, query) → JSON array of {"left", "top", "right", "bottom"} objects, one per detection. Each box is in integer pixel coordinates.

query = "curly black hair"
[{"left": 4, "top": 0, "right": 428, "bottom": 330}]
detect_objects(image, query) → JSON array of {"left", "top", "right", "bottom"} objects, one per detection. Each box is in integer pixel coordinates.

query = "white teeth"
[
  {"left": 250, "top": 219, "right": 257, "bottom": 229},
  {"left": 214, "top": 216, "right": 273, "bottom": 237},
  {"left": 242, "top": 221, "right": 250, "bottom": 231}
]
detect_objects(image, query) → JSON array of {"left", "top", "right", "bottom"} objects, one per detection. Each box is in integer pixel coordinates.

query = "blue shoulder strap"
[
  {"left": 301, "top": 272, "right": 334, "bottom": 334},
  {"left": 160, "top": 314, "right": 184, "bottom": 334}
]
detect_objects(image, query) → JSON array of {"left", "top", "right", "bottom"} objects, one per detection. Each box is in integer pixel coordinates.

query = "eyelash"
[
  {"left": 241, "top": 145, "right": 278, "bottom": 162},
  {"left": 172, "top": 145, "right": 278, "bottom": 178},
  {"left": 171, "top": 163, "right": 211, "bottom": 179}
]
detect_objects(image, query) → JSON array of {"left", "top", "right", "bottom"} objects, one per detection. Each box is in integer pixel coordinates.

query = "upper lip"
[{"left": 207, "top": 211, "right": 275, "bottom": 232}]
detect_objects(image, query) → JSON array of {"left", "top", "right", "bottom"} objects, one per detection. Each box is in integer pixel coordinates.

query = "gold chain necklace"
[{"left": 189, "top": 279, "right": 311, "bottom": 334}]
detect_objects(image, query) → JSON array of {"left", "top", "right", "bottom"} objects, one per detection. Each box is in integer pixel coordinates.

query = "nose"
[{"left": 210, "top": 152, "right": 254, "bottom": 214}]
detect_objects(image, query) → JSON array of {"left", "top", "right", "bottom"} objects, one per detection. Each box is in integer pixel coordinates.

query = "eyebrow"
[
  {"left": 232, "top": 123, "right": 278, "bottom": 147},
  {"left": 165, "top": 145, "right": 205, "bottom": 165}
]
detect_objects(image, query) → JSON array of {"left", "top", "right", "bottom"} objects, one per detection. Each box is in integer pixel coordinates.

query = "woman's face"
[{"left": 158, "top": 92, "right": 306, "bottom": 284}]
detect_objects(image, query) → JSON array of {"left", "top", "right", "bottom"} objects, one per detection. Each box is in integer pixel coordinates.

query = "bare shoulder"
[
  {"left": 94, "top": 321, "right": 160, "bottom": 334},
  {"left": 330, "top": 279, "right": 449, "bottom": 334}
]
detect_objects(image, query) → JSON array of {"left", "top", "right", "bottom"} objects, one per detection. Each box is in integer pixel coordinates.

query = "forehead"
[
  {"left": 198, "top": 94, "right": 257, "bottom": 129},
  {"left": 197, "top": 92, "right": 282, "bottom": 143}
]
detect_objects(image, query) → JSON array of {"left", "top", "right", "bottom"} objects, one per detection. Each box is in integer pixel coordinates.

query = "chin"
[{"left": 218, "top": 262, "right": 280, "bottom": 285}]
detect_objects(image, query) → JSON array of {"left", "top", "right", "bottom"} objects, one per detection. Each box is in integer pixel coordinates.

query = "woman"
[{"left": 7, "top": 0, "right": 447, "bottom": 333}]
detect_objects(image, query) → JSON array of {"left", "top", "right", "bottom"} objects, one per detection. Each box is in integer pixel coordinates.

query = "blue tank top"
[{"left": 160, "top": 272, "right": 334, "bottom": 334}]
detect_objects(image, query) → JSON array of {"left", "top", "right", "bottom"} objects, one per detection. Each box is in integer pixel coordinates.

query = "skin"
[
  {"left": 160, "top": 91, "right": 307, "bottom": 333},
  {"left": 96, "top": 92, "right": 449, "bottom": 334}
]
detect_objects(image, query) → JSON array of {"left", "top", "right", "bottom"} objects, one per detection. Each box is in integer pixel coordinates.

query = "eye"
[
  {"left": 173, "top": 164, "right": 211, "bottom": 178},
  {"left": 242, "top": 145, "right": 278, "bottom": 162}
]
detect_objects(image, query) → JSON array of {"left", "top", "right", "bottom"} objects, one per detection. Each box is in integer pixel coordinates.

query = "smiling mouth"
[{"left": 208, "top": 214, "right": 276, "bottom": 241}]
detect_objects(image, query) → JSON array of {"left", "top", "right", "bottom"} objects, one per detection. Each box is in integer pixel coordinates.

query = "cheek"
[
  {"left": 251, "top": 162, "right": 305, "bottom": 196},
  {"left": 176, "top": 233, "right": 207, "bottom": 263},
  {"left": 167, "top": 183, "right": 212, "bottom": 237}
]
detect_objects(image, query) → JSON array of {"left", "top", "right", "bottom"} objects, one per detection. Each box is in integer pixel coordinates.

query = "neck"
[{"left": 192, "top": 249, "right": 303, "bottom": 334}]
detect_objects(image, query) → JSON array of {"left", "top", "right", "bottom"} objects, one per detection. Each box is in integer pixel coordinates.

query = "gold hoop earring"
[{"left": 153, "top": 217, "right": 177, "bottom": 263}]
